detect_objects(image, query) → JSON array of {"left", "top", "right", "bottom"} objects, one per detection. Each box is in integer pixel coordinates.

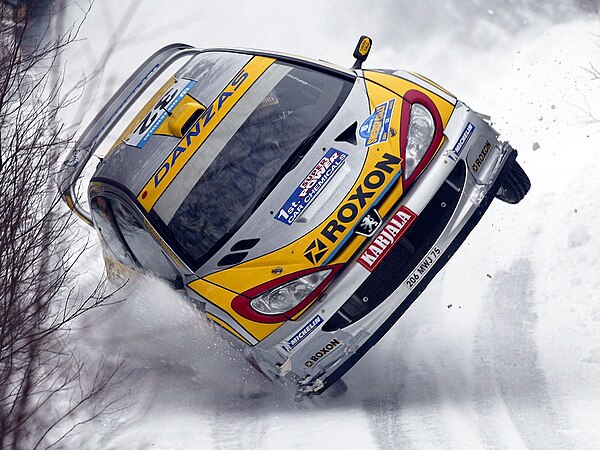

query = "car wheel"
[{"left": 495, "top": 159, "right": 531, "bottom": 204}]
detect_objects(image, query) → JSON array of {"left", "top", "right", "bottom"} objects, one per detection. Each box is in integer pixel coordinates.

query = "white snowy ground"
[{"left": 59, "top": 2, "right": 600, "bottom": 448}]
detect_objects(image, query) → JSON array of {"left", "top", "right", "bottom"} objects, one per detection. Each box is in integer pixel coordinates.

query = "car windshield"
[{"left": 156, "top": 59, "right": 352, "bottom": 269}]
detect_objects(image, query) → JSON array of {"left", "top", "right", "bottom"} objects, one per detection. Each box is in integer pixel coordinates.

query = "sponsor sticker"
[
  {"left": 303, "top": 152, "right": 402, "bottom": 265},
  {"left": 447, "top": 122, "right": 475, "bottom": 162},
  {"left": 359, "top": 99, "right": 395, "bottom": 147},
  {"left": 357, "top": 206, "right": 417, "bottom": 271},
  {"left": 276, "top": 148, "right": 348, "bottom": 225},
  {"left": 287, "top": 315, "right": 323, "bottom": 349},
  {"left": 404, "top": 246, "right": 442, "bottom": 290},
  {"left": 354, "top": 207, "right": 382, "bottom": 238},
  {"left": 128, "top": 78, "right": 197, "bottom": 149},
  {"left": 304, "top": 338, "right": 343, "bottom": 368},
  {"left": 471, "top": 140, "right": 491, "bottom": 173}
]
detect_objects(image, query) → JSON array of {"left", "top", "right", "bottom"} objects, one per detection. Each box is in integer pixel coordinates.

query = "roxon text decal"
[
  {"left": 472, "top": 140, "right": 491, "bottom": 173},
  {"left": 276, "top": 148, "right": 347, "bottom": 225},
  {"left": 304, "top": 338, "right": 342, "bottom": 368},
  {"left": 303, "top": 152, "right": 401, "bottom": 265}
]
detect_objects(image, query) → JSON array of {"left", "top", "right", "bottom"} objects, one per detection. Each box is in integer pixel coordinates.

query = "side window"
[
  {"left": 111, "top": 200, "right": 180, "bottom": 283},
  {"left": 90, "top": 196, "right": 136, "bottom": 268},
  {"left": 90, "top": 196, "right": 180, "bottom": 283}
]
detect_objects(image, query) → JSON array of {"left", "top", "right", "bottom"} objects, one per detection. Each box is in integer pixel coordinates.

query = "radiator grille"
[{"left": 323, "top": 161, "right": 466, "bottom": 331}]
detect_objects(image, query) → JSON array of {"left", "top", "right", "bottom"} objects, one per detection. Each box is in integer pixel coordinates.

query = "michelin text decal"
[
  {"left": 287, "top": 315, "right": 323, "bottom": 349},
  {"left": 359, "top": 99, "right": 395, "bottom": 147},
  {"left": 447, "top": 122, "right": 474, "bottom": 162},
  {"left": 276, "top": 148, "right": 347, "bottom": 225}
]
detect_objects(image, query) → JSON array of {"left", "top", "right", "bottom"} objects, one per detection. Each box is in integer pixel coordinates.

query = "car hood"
[
  {"left": 197, "top": 77, "right": 404, "bottom": 293},
  {"left": 187, "top": 68, "right": 457, "bottom": 344}
]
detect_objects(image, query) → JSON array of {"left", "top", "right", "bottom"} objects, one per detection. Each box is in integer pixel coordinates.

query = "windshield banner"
[{"left": 275, "top": 148, "right": 348, "bottom": 226}]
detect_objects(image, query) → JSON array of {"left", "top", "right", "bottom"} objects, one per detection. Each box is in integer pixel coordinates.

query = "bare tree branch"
[{"left": 0, "top": 2, "right": 127, "bottom": 448}]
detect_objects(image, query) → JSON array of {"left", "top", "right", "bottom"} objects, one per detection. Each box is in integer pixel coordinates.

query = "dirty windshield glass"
[{"left": 164, "top": 61, "right": 352, "bottom": 268}]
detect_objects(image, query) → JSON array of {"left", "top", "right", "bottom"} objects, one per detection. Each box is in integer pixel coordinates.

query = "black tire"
[
  {"left": 323, "top": 378, "right": 348, "bottom": 398},
  {"left": 495, "top": 159, "right": 531, "bottom": 204}
]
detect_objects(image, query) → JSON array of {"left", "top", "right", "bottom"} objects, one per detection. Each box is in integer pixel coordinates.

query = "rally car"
[{"left": 60, "top": 37, "right": 530, "bottom": 398}]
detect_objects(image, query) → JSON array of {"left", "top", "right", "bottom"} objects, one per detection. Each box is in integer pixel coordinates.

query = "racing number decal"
[
  {"left": 132, "top": 112, "right": 155, "bottom": 136},
  {"left": 127, "top": 78, "right": 197, "bottom": 149},
  {"left": 155, "top": 88, "right": 180, "bottom": 112},
  {"left": 137, "top": 56, "right": 276, "bottom": 212},
  {"left": 132, "top": 87, "right": 178, "bottom": 135}
]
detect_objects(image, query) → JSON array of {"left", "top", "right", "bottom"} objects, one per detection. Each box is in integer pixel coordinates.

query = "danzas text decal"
[{"left": 138, "top": 56, "right": 275, "bottom": 211}]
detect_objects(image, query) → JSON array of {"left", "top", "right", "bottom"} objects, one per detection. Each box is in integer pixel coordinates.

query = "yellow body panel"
[
  {"left": 363, "top": 71, "right": 455, "bottom": 128},
  {"left": 408, "top": 71, "right": 456, "bottom": 99},
  {"left": 206, "top": 313, "right": 252, "bottom": 345},
  {"left": 188, "top": 278, "right": 282, "bottom": 341}
]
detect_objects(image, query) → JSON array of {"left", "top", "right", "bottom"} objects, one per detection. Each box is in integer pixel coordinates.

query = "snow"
[{"left": 59, "top": 1, "right": 600, "bottom": 448}]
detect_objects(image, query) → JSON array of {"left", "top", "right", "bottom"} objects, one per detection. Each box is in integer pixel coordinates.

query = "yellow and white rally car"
[{"left": 60, "top": 37, "right": 530, "bottom": 398}]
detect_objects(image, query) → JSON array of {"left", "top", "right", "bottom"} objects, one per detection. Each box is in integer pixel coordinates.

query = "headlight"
[
  {"left": 231, "top": 265, "right": 342, "bottom": 323},
  {"left": 250, "top": 269, "right": 332, "bottom": 315},
  {"left": 404, "top": 103, "right": 435, "bottom": 179}
]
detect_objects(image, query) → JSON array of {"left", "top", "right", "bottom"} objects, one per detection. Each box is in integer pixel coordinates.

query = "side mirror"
[{"left": 352, "top": 35, "right": 372, "bottom": 69}]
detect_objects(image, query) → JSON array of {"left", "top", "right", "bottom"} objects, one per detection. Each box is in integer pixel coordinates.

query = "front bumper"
[{"left": 245, "top": 103, "right": 518, "bottom": 398}]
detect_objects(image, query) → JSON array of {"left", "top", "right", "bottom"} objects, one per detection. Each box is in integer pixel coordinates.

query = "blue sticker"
[
  {"left": 275, "top": 148, "right": 348, "bottom": 225},
  {"left": 359, "top": 99, "right": 395, "bottom": 147},
  {"left": 447, "top": 122, "right": 475, "bottom": 162},
  {"left": 287, "top": 315, "right": 323, "bottom": 349},
  {"left": 129, "top": 78, "right": 197, "bottom": 149}
]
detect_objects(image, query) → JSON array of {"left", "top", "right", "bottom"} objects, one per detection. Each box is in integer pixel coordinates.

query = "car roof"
[{"left": 205, "top": 46, "right": 355, "bottom": 77}]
